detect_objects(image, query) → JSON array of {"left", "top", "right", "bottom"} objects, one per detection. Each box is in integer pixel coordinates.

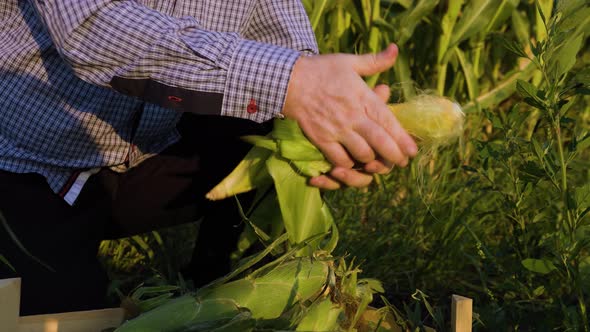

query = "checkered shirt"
[{"left": 0, "top": 0, "right": 318, "bottom": 203}]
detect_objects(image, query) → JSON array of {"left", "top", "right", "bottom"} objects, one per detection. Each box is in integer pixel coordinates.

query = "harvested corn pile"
[{"left": 116, "top": 95, "right": 464, "bottom": 331}]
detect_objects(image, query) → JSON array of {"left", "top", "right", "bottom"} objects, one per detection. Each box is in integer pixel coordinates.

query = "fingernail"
[{"left": 386, "top": 44, "right": 398, "bottom": 57}]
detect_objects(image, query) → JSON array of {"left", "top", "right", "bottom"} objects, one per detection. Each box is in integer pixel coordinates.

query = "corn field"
[{"left": 97, "top": 0, "right": 590, "bottom": 331}]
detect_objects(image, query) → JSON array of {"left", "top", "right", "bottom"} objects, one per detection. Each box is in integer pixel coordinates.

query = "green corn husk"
[
  {"left": 278, "top": 138, "right": 325, "bottom": 161},
  {"left": 291, "top": 159, "right": 332, "bottom": 177},
  {"left": 296, "top": 297, "right": 344, "bottom": 331},
  {"left": 266, "top": 154, "right": 333, "bottom": 248},
  {"left": 196, "top": 258, "right": 330, "bottom": 320},
  {"left": 114, "top": 296, "right": 242, "bottom": 332},
  {"left": 205, "top": 146, "right": 272, "bottom": 201}
]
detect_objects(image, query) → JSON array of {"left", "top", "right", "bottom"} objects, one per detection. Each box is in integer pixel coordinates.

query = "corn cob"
[
  {"left": 114, "top": 295, "right": 242, "bottom": 332},
  {"left": 115, "top": 258, "right": 330, "bottom": 331},
  {"left": 196, "top": 257, "right": 330, "bottom": 320},
  {"left": 206, "top": 95, "right": 464, "bottom": 201},
  {"left": 388, "top": 95, "right": 464, "bottom": 145}
]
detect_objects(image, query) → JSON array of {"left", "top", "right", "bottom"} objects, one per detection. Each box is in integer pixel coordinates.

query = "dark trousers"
[{"left": 0, "top": 113, "right": 271, "bottom": 315}]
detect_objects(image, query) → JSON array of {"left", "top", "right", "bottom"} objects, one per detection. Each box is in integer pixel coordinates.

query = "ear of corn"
[
  {"left": 114, "top": 295, "right": 241, "bottom": 332},
  {"left": 206, "top": 95, "right": 464, "bottom": 200},
  {"left": 204, "top": 311, "right": 256, "bottom": 332},
  {"left": 196, "top": 258, "right": 330, "bottom": 320},
  {"left": 389, "top": 95, "right": 464, "bottom": 145}
]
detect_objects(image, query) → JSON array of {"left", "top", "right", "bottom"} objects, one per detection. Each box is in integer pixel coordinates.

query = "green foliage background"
[{"left": 303, "top": 0, "right": 589, "bottom": 330}]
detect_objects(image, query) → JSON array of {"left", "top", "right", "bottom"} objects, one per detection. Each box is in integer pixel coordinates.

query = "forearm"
[{"left": 31, "top": 0, "right": 312, "bottom": 121}]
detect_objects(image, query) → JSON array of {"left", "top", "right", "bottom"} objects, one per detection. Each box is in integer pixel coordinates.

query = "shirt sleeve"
[{"left": 31, "top": 0, "right": 318, "bottom": 122}]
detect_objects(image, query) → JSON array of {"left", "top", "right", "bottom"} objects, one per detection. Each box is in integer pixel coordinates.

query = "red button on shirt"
[
  {"left": 247, "top": 99, "right": 257, "bottom": 114},
  {"left": 168, "top": 95, "right": 183, "bottom": 102}
]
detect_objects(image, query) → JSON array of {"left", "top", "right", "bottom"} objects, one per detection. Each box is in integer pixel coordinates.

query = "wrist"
[{"left": 281, "top": 54, "right": 311, "bottom": 120}]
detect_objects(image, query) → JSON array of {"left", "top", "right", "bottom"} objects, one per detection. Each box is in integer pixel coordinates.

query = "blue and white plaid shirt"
[{"left": 0, "top": 0, "right": 318, "bottom": 204}]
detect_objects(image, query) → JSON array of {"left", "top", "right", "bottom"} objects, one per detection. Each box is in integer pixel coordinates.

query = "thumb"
[{"left": 351, "top": 44, "right": 398, "bottom": 76}]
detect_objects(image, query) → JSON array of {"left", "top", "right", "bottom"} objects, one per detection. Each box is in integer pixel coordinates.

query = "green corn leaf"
[
  {"left": 0, "top": 210, "right": 54, "bottom": 272},
  {"left": 511, "top": 9, "right": 531, "bottom": 46},
  {"left": 322, "top": 221, "right": 339, "bottom": 254},
  {"left": 0, "top": 254, "right": 15, "bottom": 272},
  {"left": 393, "top": 51, "right": 415, "bottom": 99},
  {"left": 484, "top": 0, "right": 519, "bottom": 33},
  {"left": 449, "top": 0, "right": 498, "bottom": 49},
  {"left": 201, "top": 233, "right": 290, "bottom": 290},
  {"left": 394, "top": 0, "right": 439, "bottom": 46},
  {"left": 308, "top": 0, "right": 329, "bottom": 31},
  {"left": 455, "top": 48, "right": 480, "bottom": 101},
  {"left": 231, "top": 190, "right": 285, "bottom": 263},
  {"left": 438, "top": 0, "right": 464, "bottom": 63},
  {"left": 462, "top": 61, "right": 538, "bottom": 113},
  {"left": 131, "top": 285, "right": 180, "bottom": 302}
]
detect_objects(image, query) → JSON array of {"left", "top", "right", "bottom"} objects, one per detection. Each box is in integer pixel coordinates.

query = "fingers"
[
  {"left": 340, "top": 131, "right": 375, "bottom": 163},
  {"left": 309, "top": 167, "right": 374, "bottom": 190},
  {"left": 364, "top": 160, "right": 392, "bottom": 174},
  {"left": 350, "top": 44, "right": 398, "bottom": 76},
  {"left": 309, "top": 175, "right": 340, "bottom": 190},
  {"left": 365, "top": 96, "right": 418, "bottom": 157},
  {"left": 355, "top": 118, "right": 408, "bottom": 167},
  {"left": 314, "top": 141, "right": 355, "bottom": 169}
]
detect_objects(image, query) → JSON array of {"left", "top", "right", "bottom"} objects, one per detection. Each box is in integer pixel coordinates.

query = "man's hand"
[{"left": 282, "top": 44, "right": 418, "bottom": 190}]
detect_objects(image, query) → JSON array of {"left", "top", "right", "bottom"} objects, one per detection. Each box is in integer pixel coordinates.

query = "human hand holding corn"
[{"left": 282, "top": 44, "right": 418, "bottom": 190}]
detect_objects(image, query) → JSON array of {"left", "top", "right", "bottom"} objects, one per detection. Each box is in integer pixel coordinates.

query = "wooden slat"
[
  {"left": 451, "top": 295, "right": 472, "bottom": 332},
  {"left": 1, "top": 278, "right": 124, "bottom": 332},
  {"left": 19, "top": 308, "right": 125, "bottom": 332},
  {"left": 0, "top": 278, "right": 20, "bottom": 331}
]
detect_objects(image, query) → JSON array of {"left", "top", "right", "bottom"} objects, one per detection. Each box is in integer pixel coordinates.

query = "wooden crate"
[
  {"left": 1, "top": 278, "right": 472, "bottom": 332},
  {"left": 0, "top": 278, "right": 124, "bottom": 332}
]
